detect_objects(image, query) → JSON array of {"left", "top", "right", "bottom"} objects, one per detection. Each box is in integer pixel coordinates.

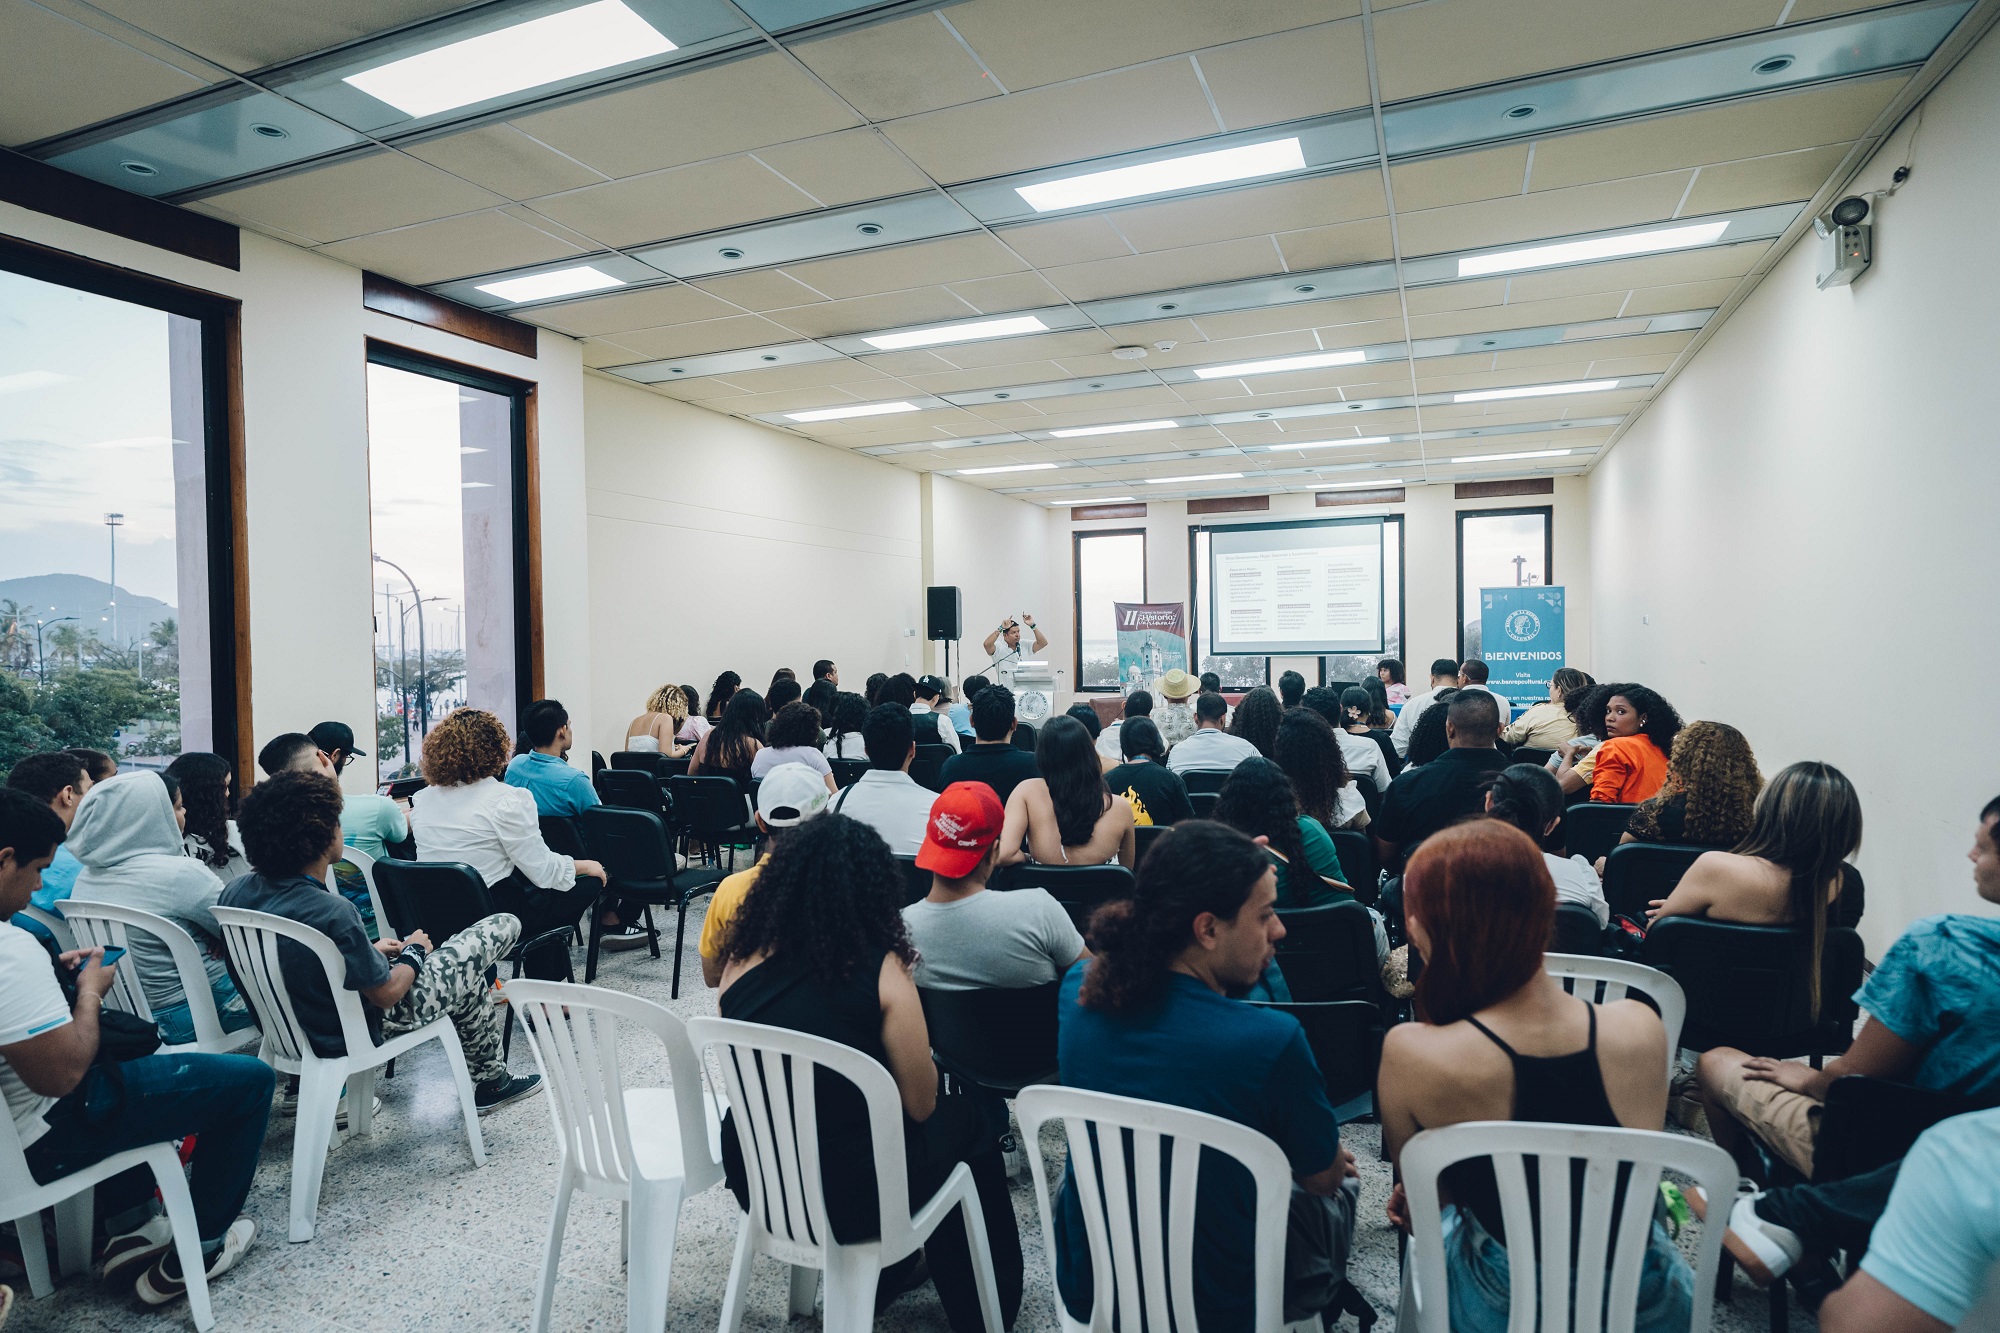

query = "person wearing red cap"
[{"left": 904, "top": 783, "right": 1087, "bottom": 992}]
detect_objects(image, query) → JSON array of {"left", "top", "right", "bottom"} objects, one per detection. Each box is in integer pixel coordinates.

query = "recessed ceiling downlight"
[
  {"left": 121, "top": 161, "right": 158, "bottom": 176},
  {"left": 251, "top": 123, "right": 289, "bottom": 139},
  {"left": 1755, "top": 54, "right": 1795, "bottom": 75}
]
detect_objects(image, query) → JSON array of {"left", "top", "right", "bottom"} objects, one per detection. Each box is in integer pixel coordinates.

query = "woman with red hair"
[{"left": 1376, "top": 820, "right": 1689, "bottom": 1333}]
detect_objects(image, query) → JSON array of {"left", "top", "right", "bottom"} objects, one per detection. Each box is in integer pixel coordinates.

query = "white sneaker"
[
  {"left": 100, "top": 1214, "right": 174, "bottom": 1286},
  {"left": 135, "top": 1217, "right": 256, "bottom": 1306},
  {"left": 1725, "top": 1192, "right": 1804, "bottom": 1285}
]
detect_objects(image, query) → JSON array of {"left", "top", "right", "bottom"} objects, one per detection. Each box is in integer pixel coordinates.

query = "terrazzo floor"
[{"left": 6, "top": 897, "right": 1816, "bottom": 1333}]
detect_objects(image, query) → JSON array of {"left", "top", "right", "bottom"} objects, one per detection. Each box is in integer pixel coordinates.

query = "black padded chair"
[
  {"left": 830, "top": 758, "right": 869, "bottom": 789},
  {"left": 580, "top": 805, "right": 728, "bottom": 995},
  {"left": 538, "top": 814, "right": 586, "bottom": 860},
  {"left": 1562, "top": 801, "right": 1637, "bottom": 864},
  {"left": 665, "top": 775, "right": 758, "bottom": 870},
  {"left": 1642, "top": 917, "right": 1865, "bottom": 1060},
  {"left": 918, "top": 981, "right": 1061, "bottom": 1096},
  {"left": 1246, "top": 999, "right": 1384, "bottom": 1116},
  {"left": 1328, "top": 829, "right": 1379, "bottom": 906},
  {"left": 893, "top": 855, "right": 932, "bottom": 906},
  {"left": 1511, "top": 746, "right": 1555, "bottom": 768},
  {"left": 910, "top": 744, "right": 952, "bottom": 793},
  {"left": 1354, "top": 776, "right": 1383, "bottom": 822},
  {"left": 1273, "top": 900, "right": 1385, "bottom": 1007},
  {"left": 993, "top": 862, "right": 1135, "bottom": 934},
  {"left": 1549, "top": 902, "right": 1605, "bottom": 955},
  {"left": 1188, "top": 791, "right": 1220, "bottom": 819},
  {"left": 657, "top": 755, "right": 691, "bottom": 780},
  {"left": 1132, "top": 824, "right": 1166, "bottom": 868},
  {"left": 610, "top": 750, "right": 663, "bottom": 776},
  {"left": 1180, "top": 769, "right": 1231, "bottom": 795},
  {"left": 591, "top": 751, "right": 605, "bottom": 778},
  {"left": 1811, "top": 1076, "right": 1992, "bottom": 1183},
  {"left": 594, "top": 768, "right": 664, "bottom": 815},
  {"left": 1601, "top": 842, "right": 1706, "bottom": 920}
]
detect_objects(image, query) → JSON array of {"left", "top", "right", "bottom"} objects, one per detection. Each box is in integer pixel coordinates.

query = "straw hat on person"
[{"left": 1156, "top": 668, "right": 1198, "bottom": 700}]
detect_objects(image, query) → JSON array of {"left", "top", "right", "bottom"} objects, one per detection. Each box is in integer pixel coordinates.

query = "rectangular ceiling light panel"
[
  {"left": 1454, "top": 380, "right": 1618, "bottom": 403},
  {"left": 1050, "top": 420, "right": 1180, "bottom": 439},
  {"left": 786, "top": 401, "right": 921, "bottom": 422},
  {"left": 957, "top": 462, "right": 1058, "bottom": 475},
  {"left": 1146, "top": 473, "right": 1242, "bottom": 484},
  {"left": 1263, "top": 435, "right": 1390, "bottom": 452},
  {"left": 343, "top": 1, "right": 676, "bottom": 118},
  {"left": 1319, "top": 478, "right": 1404, "bottom": 489},
  {"left": 1193, "top": 349, "right": 1367, "bottom": 380},
  {"left": 1016, "top": 138, "right": 1305, "bottom": 213},
  {"left": 863, "top": 315, "right": 1050, "bottom": 351},
  {"left": 475, "top": 264, "right": 625, "bottom": 302},
  {"left": 1448, "top": 449, "right": 1572, "bottom": 463},
  {"left": 1457, "top": 221, "right": 1729, "bottom": 277}
]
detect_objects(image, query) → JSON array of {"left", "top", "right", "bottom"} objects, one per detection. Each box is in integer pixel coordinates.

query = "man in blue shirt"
[
  {"left": 504, "top": 699, "right": 600, "bottom": 818},
  {"left": 1053, "top": 821, "right": 1359, "bottom": 1333},
  {"left": 3, "top": 751, "right": 92, "bottom": 943}
]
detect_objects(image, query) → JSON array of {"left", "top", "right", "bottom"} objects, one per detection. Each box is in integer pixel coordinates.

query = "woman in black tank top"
[{"left": 1377, "top": 821, "right": 1692, "bottom": 1333}]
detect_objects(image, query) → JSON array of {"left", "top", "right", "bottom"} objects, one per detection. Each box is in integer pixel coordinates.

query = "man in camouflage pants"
[{"left": 221, "top": 771, "right": 542, "bottom": 1115}]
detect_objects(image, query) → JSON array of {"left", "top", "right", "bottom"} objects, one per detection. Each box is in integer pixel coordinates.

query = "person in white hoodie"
[{"left": 68, "top": 771, "right": 256, "bottom": 1047}]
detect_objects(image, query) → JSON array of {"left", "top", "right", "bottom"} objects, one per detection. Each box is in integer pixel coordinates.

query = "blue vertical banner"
[{"left": 1480, "top": 586, "right": 1566, "bottom": 705}]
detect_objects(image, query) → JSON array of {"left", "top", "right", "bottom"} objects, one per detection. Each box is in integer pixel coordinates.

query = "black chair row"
[
  {"left": 609, "top": 750, "right": 691, "bottom": 780},
  {"left": 991, "top": 861, "right": 1135, "bottom": 934},
  {"left": 1561, "top": 801, "right": 1637, "bottom": 864},
  {"left": 830, "top": 757, "right": 870, "bottom": 788},
  {"left": 910, "top": 743, "right": 952, "bottom": 793}
]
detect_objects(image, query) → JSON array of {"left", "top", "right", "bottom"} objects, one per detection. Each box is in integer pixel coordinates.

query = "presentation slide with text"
[{"left": 1208, "top": 519, "right": 1385, "bottom": 655}]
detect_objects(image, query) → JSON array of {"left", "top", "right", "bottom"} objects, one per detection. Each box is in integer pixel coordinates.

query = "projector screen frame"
[{"left": 1202, "top": 514, "right": 1388, "bottom": 657}]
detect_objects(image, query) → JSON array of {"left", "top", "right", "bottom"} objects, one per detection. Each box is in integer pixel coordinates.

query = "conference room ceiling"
[{"left": 10, "top": 0, "right": 1984, "bottom": 505}]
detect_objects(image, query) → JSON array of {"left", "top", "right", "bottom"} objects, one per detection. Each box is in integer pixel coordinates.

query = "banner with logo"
[
  {"left": 1480, "top": 586, "right": 1566, "bottom": 705},
  {"left": 1113, "top": 602, "right": 1190, "bottom": 697}
]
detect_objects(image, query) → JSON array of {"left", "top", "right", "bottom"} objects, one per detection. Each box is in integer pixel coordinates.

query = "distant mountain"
[{"left": 0, "top": 574, "right": 177, "bottom": 642}]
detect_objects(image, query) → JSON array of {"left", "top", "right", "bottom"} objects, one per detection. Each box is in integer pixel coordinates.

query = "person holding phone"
[
  {"left": 982, "top": 613, "right": 1048, "bottom": 687},
  {"left": 0, "top": 788, "right": 274, "bottom": 1307}
]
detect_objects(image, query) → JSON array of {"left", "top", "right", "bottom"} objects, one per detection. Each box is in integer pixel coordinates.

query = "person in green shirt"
[{"left": 1212, "top": 758, "right": 1349, "bottom": 906}]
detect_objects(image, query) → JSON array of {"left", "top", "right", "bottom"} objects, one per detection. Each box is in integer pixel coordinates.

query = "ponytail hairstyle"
[
  {"left": 1080, "top": 820, "right": 1270, "bottom": 1013},
  {"left": 1731, "top": 761, "right": 1862, "bottom": 1017},
  {"left": 1483, "top": 763, "right": 1564, "bottom": 852}
]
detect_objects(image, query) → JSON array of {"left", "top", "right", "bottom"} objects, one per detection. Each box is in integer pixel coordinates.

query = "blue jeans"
[
  {"left": 1441, "top": 1202, "right": 1693, "bottom": 1333},
  {"left": 153, "top": 959, "right": 258, "bottom": 1047},
  {"left": 25, "top": 1052, "right": 275, "bottom": 1246}
]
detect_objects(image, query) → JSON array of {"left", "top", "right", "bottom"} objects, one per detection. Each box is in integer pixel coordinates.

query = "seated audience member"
[
  {"left": 1357, "top": 677, "right": 1396, "bottom": 730},
  {"left": 1373, "top": 689, "right": 1506, "bottom": 875},
  {"left": 505, "top": 699, "right": 603, "bottom": 816},
  {"left": 903, "top": 674, "right": 961, "bottom": 752},
  {"left": 690, "top": 688, "right": 766, "bottom": 790},
  {"left": 1401, "top": 687, "right": 1461, "bottom": 769},
  {"left": 1277, "top": 669, "right": 1307, "bottom": 711},
  {"left": 1167, "top": 693, "right": 1262, "bottom": 775},
  {"left": 1587, "top": 685, "right": 1680, "bottom": 804},
  {"left": 624, "top": 684, "right": 694, "bottom": 758},
  {"left": 864, "top": 671, "right": 888, "bottom": 706},
  {"left": 948, "top": 675, "right": 988, "bottom": 736},
  {"left": 765, "top": 677, "right": 803, "bottom": 712},
  {"left": 999, "top": 716, "right": 1135, "bottom": 868},
  {"left": 1500, "top": 667, "right": 1592, "bottom": 749},
  {"left": 1453, "top": 659, "right": 1511, "bottom": 723},
  {"left": 1062, "top": 702, "right": 1102, "bottom": 742},
  {"left": 66, "top": 747, "right": 117, "bottom": 784},
  {"left": 166, "top": 752, "right": 246, "bottom": 884},
  {"left": 1104, "top": 718, "right": 1193, "bottom": 828},
  {"left": 3, "top": 752, "right": 91, "bottom": 942},
  {"left": 769, "top": 666, "right": 797, "bottom": 692},
  {"left": 704, "top": 670, "right": 741, "bottom": 724},
  {"left": 1274, "top": 707, "right": 1364, "bottom": 831},
  {"left": 222, "top": 771, "right": 538, "bottom": 1113},
  {"left": 751, "top": 700, "right": 837, "bottom": 791},
  {"left": 410, "top": 707, "right": 616, "bottom": 970},
  {"left": 1389, "top": 658, "right": 1463, "bottom": 759},
  {"left": 0, "top": 788, "right": 272, "bottom": 1306},
  {"left": 1377, "top": 658, "right": 1409, "bottom": 705},
  {"left": 715, "top": 813, "right": 1025, "bottom": 1330},
  {"left": 826, "top": 691, "right": 871, "bottom": 761},
  {"left": 1551, "top": 682, "right": 1617, "bottom": 797},
  {"left": 801, "top": 676, "right": 839, "bottom": 726},
  {"left": 69, "top": 773, "right": 255, "bottom": 1046},
  {"left": 677, "top": 684, "right": 709, "bottom": 745},
  {"left": 1228, "top": 686, "right": 1283, "bottom": 757},
  {"left": 1152, "top": 668, "right": 1200, "bottom": 748},
  {"left": 1054, "top": 821, "right": 1359, "bottom": 1331},
  {"left": 828, "top": 704, "right": 937, "bottom": 857},
  {"left": 306, "top": 720, "right": 369, "bottom": 776},
  {"left": 940, "top": 686, "right": 1041, "bottom": 806},
  {"left": 1652, "top": 758, "right": 1862, "bottom": 928},
  {"left": 1095, "top": 689, "right": 1153, "bottom": 763},
  {"left": 1379, "top": 820, "right": 1685, "bottom": 1333},
  {"left": 1483, "top": 764, "right": 1608, "bottom": 926},
  {"left": 1620, "top": 720, "right": 1760, "bottom": 852},
  {"left": 699, "top": 764, "right": 831, "bottom": 987},
  {"left": 1198, "top": 670, "right": 1221, "bottom": 693},
  {"left": 258, "top": 732, "right": 406, "bottom": 934},
  {"left": 1310, "top": 686, "right": 1396, "bottom": 788},
  {"left": 1214, "top": 757, "right": 1351, "bottom": 911},
  {"left": 1694, "top": 787, "right": 1990, "bottom": 1181},
  {"left": 813, "top": 659, "right": 838, "bottom": 687},
  {"left": 904, "top": 782, "right": 1087, "bottom": 989}
]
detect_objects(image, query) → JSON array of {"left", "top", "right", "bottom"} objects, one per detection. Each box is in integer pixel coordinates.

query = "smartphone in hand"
[{"left": 71, "top": 946, "right": 125, "bottom": 973}]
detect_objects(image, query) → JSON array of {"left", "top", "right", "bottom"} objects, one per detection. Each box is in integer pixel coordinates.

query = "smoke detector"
[{"left": 1111, "top": 345, "right": 1149, "bottom": 361}]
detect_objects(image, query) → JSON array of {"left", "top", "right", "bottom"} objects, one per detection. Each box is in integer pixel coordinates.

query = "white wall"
[
  {"left": 1589, "top": 23, "right": 2000, "bottom": 948},
  {"left": 924, "top": 473, "right": 1052, "bottom": 683}
]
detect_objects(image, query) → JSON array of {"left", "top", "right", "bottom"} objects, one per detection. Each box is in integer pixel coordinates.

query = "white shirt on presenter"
[{"left": 982, "top": 615, "right": 1048, "bottom": 686}]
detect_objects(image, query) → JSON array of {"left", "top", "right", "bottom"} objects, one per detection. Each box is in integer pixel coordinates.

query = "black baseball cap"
[{"left": 309, "top": 720, "right": 365, "bottom": 757}]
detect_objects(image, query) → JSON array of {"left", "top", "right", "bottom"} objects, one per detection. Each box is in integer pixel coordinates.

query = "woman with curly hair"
[
  {"left": 1622, "top": 720, "right": 1761, "bottom": 849},
  {"left": 715, "top": 814, "right": 1024, "bottom": 1333},
  {"left": 1227, "top": 684, "right": 1283, "bottom": 757},
  {"left": 1552, "top": 682, "right": 1617, "bottom": 798},
  {"left": 624, "top": 683, "right": 693, "bottom": 758},
  {"left": 1272, "top": 707, "right": 1364, "bottom": 832},
  {"left": 1377, "top": 657, "right": 1409, "bottom": 705},
  {"left": 1405, "top": 687, "right": 1460, "bottom": 768},
  {"left": 1501, "top": 666, "right": 1594, "bottom": 749},
  {"left": 1214, "top": 756, "right": 1349, "bottom": 906},
  {"left": 411, "top": 707, "right": 618, "bottom": 969},
  {"left": 826, "top": 691, "right": 870, "bottom": 761},
  {"left": 166, "top": 752, "right": 247, "bottom": 883},
  {"left": 704, "top": 670, "right": 741, "bottom": 722},
  {"left": 750, "top": 699, "right": 836, "bottom": 790},
  {"left": 998, "top": 715, "right": 1135, "bottom": 868},
  {"left": 1588, "top": 684, "right": 1682, "bottom": 804}
]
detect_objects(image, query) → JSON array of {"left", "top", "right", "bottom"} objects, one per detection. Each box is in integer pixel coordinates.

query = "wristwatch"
[{"left": 398, "top": 940, "right": 428, "bottom": 973}]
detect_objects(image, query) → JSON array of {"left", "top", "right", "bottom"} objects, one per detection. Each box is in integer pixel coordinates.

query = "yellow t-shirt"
[{"left": 697, "top": 855, "right": 768, "bottom": 963}]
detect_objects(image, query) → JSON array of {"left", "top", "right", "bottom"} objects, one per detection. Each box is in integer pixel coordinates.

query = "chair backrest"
[
  {"left": 892, "top": 855, "right": 931, "bottom": 906},
  {"left": 1544, "top": 954, "right": 1685, "bottom": 1074},
  {"left": 324, "top": 844, "right": 392, "bottom": 935},
  {"left": 665, "top": 775, "right": 750, "bottom": 839},
  {"left": 1600, "top": 842, "right": 1706, "bottom": 920},
  {"left": 1812, "top": 1076, "right": 1996, "bottom": 1181},
  {"left": 829, "top": 758, "right": 869, "bottom": 788},
  {"left": 1327, "top": 829, "right": 1379, "bottom": 904},
  {"left": 368, "top": 859, "right": 496, "bottom": 947},
  {"left": 1641, "top": 917, "right": 1864, "bottom": 1056},
  {"left": 507, "top": 980, "right": 722, "bottom": 1197},
  {"left": 212, "top": 904, "right": 374, "bottom": 1067},
  {"left": 1245, "top": 999, "right": 1382, "bottom": 1110},
  {"left": 15, "top": 902, "right": 74, "bottom": 951},
  {"left": 1549, "top": 903, "right": 1605, "bottom": 956},
  {"left": 610, "top": 750, "right": 663, "bottom": 776},
  {"left": 538, "top": 814, "right": 587, "bottom": 860},
  {"left": 993, "top": 863, "right": 1136, "bottom": 933},
  {"left": 595, "top": 768, "right": 664, "bottom": 814},
  {"left": 918, "top": 981, "right": 1061, "bottom": 1093},
  {"left": 1014, "top": 1085, "right": 1297, "bottom": 1333},
  {"left": 581, "top": 805, "right": 675, "bottom": 886},
  {"left": 1399, "top": 1121, "right": 1735, "bottom": 1333},
  {"left": 910, "top": 744, "right": 951, "bottom": 793},
  {"left": 60, "top": 899, "right": 164, "bottom": 1023},
  {"left": 1179, "top": 768, "right": 1231, "bottom": 794},
  {"left": 1512, "top": 746, "right": 1555, "bottom": 768},
  {"left": 1132, "top": 823, "right": 1166, "bottom": 867},
  {"left": 1562, "top": 802, "right": 1637, "bottom": 864},
  {"left": 658, "top": 754, "right": 691, "bottom": 779},
  {"left": 1356, "top": 775, "right": 1383, "bottom": 821},
  {"left": 687, "top": 1016, "right": 915, "bottom": 1264},
  {"left": 1273, "top": 900, "right": 1383, "bottom": 1004},
  {"left": 1188, "top": 791, "right": 1220, "bottom": 819}
]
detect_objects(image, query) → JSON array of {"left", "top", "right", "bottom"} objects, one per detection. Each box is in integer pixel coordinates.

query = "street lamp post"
[
  {"left": 104, "top": 513, "right": 124, "bottom": 646},
  {"left": 32, "top": 616, "right": 77, "bottom": 685},
  {"left": 372, "top": 555, "right": 429, "bottom": 737}
]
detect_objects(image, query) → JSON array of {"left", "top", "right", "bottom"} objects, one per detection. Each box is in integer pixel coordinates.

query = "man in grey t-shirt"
[{"left": 902, "top": 781, "right": 1086, "bottom": 991}]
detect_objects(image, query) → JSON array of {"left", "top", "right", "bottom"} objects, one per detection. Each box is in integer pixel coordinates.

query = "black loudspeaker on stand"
[{"left": 926, "top": 585, "right": 962, "bottom": 684}]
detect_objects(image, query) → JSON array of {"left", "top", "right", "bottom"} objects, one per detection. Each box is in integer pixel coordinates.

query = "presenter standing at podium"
[{"left": 983, "top": 614, "right": 1047, "bottom": 688}]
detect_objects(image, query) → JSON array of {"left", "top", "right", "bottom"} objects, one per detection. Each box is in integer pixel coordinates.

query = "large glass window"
[
  {"left": 366, "top": 349, "right": 525, "bottom": 780},
  {"left": 0, "top": 259, "right": 236, "bottom": 772},
  {"left": 1322, "top": 516, "right": 1404, "bottom": 689},
  {"left": 1457, "top": 507, "right": 1551, "bottom": 662},
  {"left": 1073, "top": 530, "right": 1146, "bottom": 692}
]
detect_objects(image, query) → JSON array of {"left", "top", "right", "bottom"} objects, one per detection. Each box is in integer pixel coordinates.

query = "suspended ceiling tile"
[
  {"left": 899, "top": 362, "right": 1074, "bottom": 393},
  {"left": 1173, "top": 379, "right": 1264, "bottom": 402},
  {"left": 963, "top": 401, "right": 1054, "bottom": 422},
  {"left": 1389, "top": 144, "right": 1531, "bottom": 213},
  {"left": 1408, "top": 351, "right": 1495, "bottom": 379},
  {"left": 1046, "top": 351, "right": 1156, "bottom": 378},
  {"left": 316, "top": 208, "right": 587, "bottom": 285},
  {"left": 1582, "top": 353, "right": 1680, "bottom": 377},
  {"left": 1200, "top": 362, "right": 1390, "bottom": 397},
  {"left": 1494, "top": 329, "right": 1693, "bottom": 367},
  {"left": 606, "top": 313, "right": 803, "bottom": 359},
  {"left": 1395, "top": 171, "right": 1694, "bottom": 258},
  {"left": 526, "top": 156, "right": 819, "bottom": 248},
  {"left": 854, "top": 349, "right": 959, "bottom": 376},
  {"left": 780, "top": 232, "right": 1029, "bottom": 301},
  {"left": 525, "top": 283, "right": 741, "bottom": 338},
  {"left": 1149, "top": 329, "right": 1321, "bottom": 367},
  {"left": 508, "top": 53, "right": 860, "bottom": 181},
  {"left": 691, "top": 269, "right": 830, "bottom": 312},
  {"left": 1783, "top": 0, "right": 1892, "bottom": 18},
  {"left": 880, "top": 59, "right": 1219, "bottom": 183},
  {"left": 752, "top": 129, "right": 933, "bottom": 208},
  {"left": 947, "top": 270, "right": 1065, "bottom": 313},
  {"left": 1197, "top": 20, "right": 1371, "bottom": 130},
  {"left": 1370, "top": 0, "right": 1768, "bottom": 104},
  {"left": 194, "top": 150, "right": 505, "bottom": 244},
  {"left": 944, "top": 328, "right": 1120, "bottom": 367},
  {"left": 1403, "top": 278, "right": 1509, "bottom": 315},
  {"left": 402, "top": 124, "right": 607, "bottom": 199},
  {"left": 82, "top": 0, "right": 474, "bottom": 72},
  {"left": 994, "top": 215, "right": 1135, "bottom": 267},
  {"left": 1679, "top": 145, "right": 1849, "bottom": 215},
  {"left": 1417, "top": 365, "right": 1590, "bottom": 394},
  {"left": 1406, "top": 291, "right": 1626, "bottom": 338},
  {"left": 1620, "top": 277, "right": 1745, "bottom": 316},
  {"left": 1106, "top": 171, "right": 1387, "bottom": 253},
  {"left": 702, "top": 386, "right": 893, "bottom": 415},
  {"left": 1273, "top": 216, "right": 1397, "bottom": 270},
  {"left": 580, "top": 338, "right": 643, "bottom": 368},
  {"left": 1501, "top": 242, "right": 1763, "bottom": 302},
  {"left": 789, "top": 12, "right": 1000, "bottom": 120},
  {"left": 0, "top": 0, "right": 213, "bottom": 146},
  {"left": 1099, "top": 316, "right": 1210, "bottom": 345},
  {"left": 766, "top": 287, "right": 983, "bottom": 338},
  {"left": 1194, "top": 291, "right": 1404, "bottom": 341},
  {"left": 1041, "top": 235, "right": 1288, "bottom": 302},
  {"left": 698, "top": 358, "right": 895, "bottom": 393}
]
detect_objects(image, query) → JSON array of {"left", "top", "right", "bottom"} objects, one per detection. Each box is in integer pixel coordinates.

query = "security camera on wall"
[{"left": 1815, "top": 196, "right": 1873, "bottom": 289}]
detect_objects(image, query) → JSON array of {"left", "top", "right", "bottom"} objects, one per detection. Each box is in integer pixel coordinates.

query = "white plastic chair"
[
  {"left": 687, "top": 1015, "right": 1005, "bottom": 1333},
  {"left": 507, "top": 981, "right": 725, "bottom": 1333},
  {"left": 212, "top": 905, "right": 486, "bottom": 1241},
  {"left": 62, "top": 899, "right": 259, "bottom": 1056},
  {"left": 0, "top": 1092, "right": 215, "bottom": 1328},
  {"left": 1397, "top": 1121, "right": 1737, "bottom": 1333},
  {"left": 1013, "top": 1084, "right": 1321, "bottom": 1333},
  {"left": 324, "top": 845, "right": 392, "bottom": 939},
  {"left": 16, "top": 903, "right": 73, "bottom": 951},
  {"left": 1545, "top": 954, "right": 1686, "bottom": 1077}
]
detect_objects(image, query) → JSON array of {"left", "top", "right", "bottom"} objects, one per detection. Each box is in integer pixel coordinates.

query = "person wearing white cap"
[{"left": 697, "top": 763, "right": 829, "bottom": 987}]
